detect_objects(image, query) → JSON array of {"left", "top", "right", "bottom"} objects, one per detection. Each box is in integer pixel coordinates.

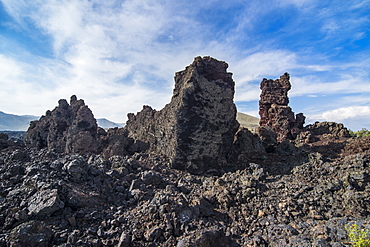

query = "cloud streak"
[
  {"left": 320, "top": 106, "right": 370, "bottom": 121},
  {"left": 307, "top": 106, "right": 370, "bottom": 131}
]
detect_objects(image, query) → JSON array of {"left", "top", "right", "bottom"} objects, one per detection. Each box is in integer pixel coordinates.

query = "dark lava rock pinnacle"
[
  {"left": 258, "top": 73, "right": 305, "bottom": 143},
  {"left": 125, "top": 56, "right": 240, "bottom": 174},
  {"left": 25, "top": 95, "right": 99, "bottom": 154}
]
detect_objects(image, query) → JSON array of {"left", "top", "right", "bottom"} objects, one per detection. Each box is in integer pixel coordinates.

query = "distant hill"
[
  {"left": 236, "top": 112, "right": 260, "bottom": 130},
  {"left": 97, "top": 118, "right": 125, "bottom": 129},
  {"left": 0, "top": 111, "right": 38, "bottom": 131},
  {"left": 0, "top": 111, "right": 124, "bottom": 131}
]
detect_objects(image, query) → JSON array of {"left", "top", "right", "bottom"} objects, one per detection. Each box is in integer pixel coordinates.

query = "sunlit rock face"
[{"left": 125, "top": 56, "right": 239, "bottom": 174}]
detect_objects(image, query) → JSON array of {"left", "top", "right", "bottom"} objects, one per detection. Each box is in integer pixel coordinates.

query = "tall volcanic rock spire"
[
  {"left": 125, "top": 56, "right": 239, "bottom": 174},
  {"left": 258, "top": 73, "right": 305, "bottom": 143}
]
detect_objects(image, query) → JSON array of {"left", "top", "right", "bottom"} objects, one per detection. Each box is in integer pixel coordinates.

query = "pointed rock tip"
[
  {"left": 70, "top": 95, "right": 77, "bottom": 104},
  {"left": 191, "top": 56, "right": 229, "bottom": 70},
  {"left": 58, "top": 99, "right": 69, "bottom": 108},
  {"left": 280, "top": 72, "right": 290, "bottom": 80}
]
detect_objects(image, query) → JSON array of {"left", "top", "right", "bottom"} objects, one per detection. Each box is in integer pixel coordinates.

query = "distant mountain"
[
  {"left": 0, "top": 111, "right": 38, "bottom": 131},
  {"left": 236, "top": 112, "right": 260, "bottom": 130},
  {"left": 0, "top": 111, "right": 124, "bottom": 131},
  {"left": 97, "top": 118, "right": 125, "bottom": 129}
]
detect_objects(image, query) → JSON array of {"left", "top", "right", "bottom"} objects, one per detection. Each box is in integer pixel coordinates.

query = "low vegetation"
[
  {"left": 349, "top": 128, "right": 370, "bottom": 137},
  {"left": 346, "top": 224, "right": 370, "bottom": 247}
]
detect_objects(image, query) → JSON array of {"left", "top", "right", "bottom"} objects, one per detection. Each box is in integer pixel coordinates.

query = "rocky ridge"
[{"left": 0, "top": 56, "right": 369, "bottom": 246}]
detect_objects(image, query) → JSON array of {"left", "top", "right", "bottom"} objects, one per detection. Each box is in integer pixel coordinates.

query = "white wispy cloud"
[
  {"left": 320, "top": 106, "right": 370, "bottom": 121},
  {"left": 1, "top": 0, "right": 245, "bottom": 120},
  {"left": 0, "top": 54, "right": 22, "bottom": 80},
  {"left": 290, "top": 74, "right": 370, "bottom": 97},
  {"left": 231, "top": 50, "right": 298, "bottom": 102},
  {"left": 0, "top": 0, "right": 187, "bottom": 120},
  {"left": 318, "top": 1, "right": 370, "bottom": 40},
  {"left": 232, "top": 50, "right": 298, "bottom": 85},
  {"left": 0, "top": 0, "right": 369, "bottom": 131},
  {"left": 307, "top": 106, "right": 370, "bottom": 131}
]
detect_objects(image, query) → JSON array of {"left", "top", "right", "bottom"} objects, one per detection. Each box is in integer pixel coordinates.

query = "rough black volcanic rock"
[
  {"left": 233, "top": 128, "right": 266, "bottom": 153},
  {"left": 0, "top": 133, "right": 7, "bottom": 141},
  {"left": 25, "top": 95, "right": 101, "bottom": 154},
  {"left": 8, "top": 221, "right": 53, "bottom": 247},
  {"left": 294, "top": 121, "right": 353, "bottom": 158},
  {"left": 0, "top": 132, "right": 23, "bottom": 151},
  {"left": 258, "top": 73, "right": 305, "bottom": 143},
  {"left": 1, "top": 135, "right": 369, "bottom": 246},
  {"left": 0, "top": 133, "right": 10, "bottom": 151},
  {"left": 256, "top": 126, "right": 278, "bottom": 153},
  {"left": 229, "top": 127, "right": 266, "bottom": 165},
  {"left": 100, "top": 127, "right": 136, "bottom": 158},
  {"left": 125, "top": 105, "right": 157, "bottom": 150},
  {"left": 176, "top": 226, "right": 234, "bottom": 247},
  {"left": 3, "top": 58, "right": 370, "bottom": 247},
  {"left": 125, "top": 56, "right": 239, "bottom": 174},
  {"left": 27, "top": 189, "right": 65, "bottom": 217},
  {"left": 299, "top": 121, "right": 351, "bottom": 140}
]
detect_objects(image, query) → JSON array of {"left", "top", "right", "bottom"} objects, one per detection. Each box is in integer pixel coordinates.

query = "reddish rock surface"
[{"left": 258, "top": 73, "right": 305, "bottom": 143}]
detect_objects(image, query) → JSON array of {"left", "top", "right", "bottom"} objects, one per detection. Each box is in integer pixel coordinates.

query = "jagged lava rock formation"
[
  {"left": 1, "top": 56, "right": 369, "bottom": 246},
  {"left": 25, "top": 95, "right": 101, "bottom": 154},
  {"left": 258, "top": 73, "right": 305, "bottom": 144},
  {"left": 124, "top": 56, "right": 239, "bottom": 174}
]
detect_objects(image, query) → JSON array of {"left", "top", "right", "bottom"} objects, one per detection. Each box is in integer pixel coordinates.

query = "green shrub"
[
  {"left": 349, "top": 128, "right": 370, "bottom": 137},
  {"left": 345, "top": 224, "right": 370, "bottom": 247}
]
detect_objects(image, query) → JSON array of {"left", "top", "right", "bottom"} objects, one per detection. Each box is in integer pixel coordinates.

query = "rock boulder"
[{"left": 28, "top": 189, "right": 64, "bottom": 217}]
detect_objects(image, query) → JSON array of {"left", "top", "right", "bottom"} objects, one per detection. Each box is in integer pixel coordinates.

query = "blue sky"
[{"left": 0, "top": 0, "right": 369, "bottom": 131}]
